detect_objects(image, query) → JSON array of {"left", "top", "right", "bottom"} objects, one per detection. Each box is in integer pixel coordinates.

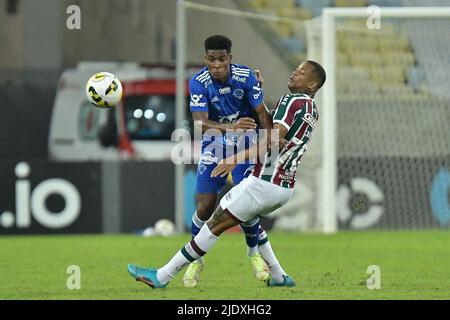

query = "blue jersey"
[
  {"left": 189, "top": 64, "right": 264, "bottom": 149},
  {"left": 190, "top": 64, "right": 263, "bottom": 194}
]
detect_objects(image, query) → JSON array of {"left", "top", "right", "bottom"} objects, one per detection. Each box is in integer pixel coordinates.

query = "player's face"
[
  {"left": 288, "top": 61, "right": 317, "bottom": 94},
  {"left": 205, "top": 50, "right": 231, "bottom": 83}
]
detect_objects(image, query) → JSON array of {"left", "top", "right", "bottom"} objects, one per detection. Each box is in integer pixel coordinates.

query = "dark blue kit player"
[{"left": 183, "top": 34, "right": 276, "bottom": 287}]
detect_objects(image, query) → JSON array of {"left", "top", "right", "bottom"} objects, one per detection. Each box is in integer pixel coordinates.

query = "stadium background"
[{"left": 1, "top": 0, "right": 449, "bottom": 235}]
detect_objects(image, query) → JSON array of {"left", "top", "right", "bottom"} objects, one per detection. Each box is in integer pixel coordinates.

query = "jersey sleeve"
[
  {"left": 189, "top": 78, "right": 209, "bottom": 112},
  {"left": 245, "top": 71, "right": 265, "bottom": 109},
  {"left": 272, "top": 95, "right": 306, "bottom": 131}
]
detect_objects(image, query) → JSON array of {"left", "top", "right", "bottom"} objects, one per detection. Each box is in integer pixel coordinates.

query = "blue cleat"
[
  {"left": 127, "top": 264, "right": 167, "bottom": 289},
  {"left": 266, "top": 275, "right": 296, "bottom": 287}
]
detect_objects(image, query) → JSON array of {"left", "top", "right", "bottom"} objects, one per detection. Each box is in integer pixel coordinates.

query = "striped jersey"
[{"left": 252, "top": 92, "right": 319, "bottom": 188}]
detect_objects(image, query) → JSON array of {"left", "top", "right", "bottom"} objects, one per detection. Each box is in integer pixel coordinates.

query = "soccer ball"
[
  {"left": 154, "top": 219, "right": 175, "bottom": 237},
  {"left": 85, "top": 72, "right": 123, "bottom": 108}
]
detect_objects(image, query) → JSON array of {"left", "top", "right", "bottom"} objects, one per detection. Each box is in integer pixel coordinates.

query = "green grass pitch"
[{"left": 0, "top": 230, "right": 449, "bottom": 299}]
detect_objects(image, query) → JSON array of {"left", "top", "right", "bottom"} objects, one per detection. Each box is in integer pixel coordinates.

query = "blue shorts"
[
  {"left": 196, "top": 136, "right": 257, "bottom": 194},
  {"left": 196, "top": 162, "right": 254, "bottom": 194}
]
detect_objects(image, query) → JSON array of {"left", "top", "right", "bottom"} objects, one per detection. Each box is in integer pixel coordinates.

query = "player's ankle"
[{"left": 247, "top": 246, "right": 259, "bottom": 257}]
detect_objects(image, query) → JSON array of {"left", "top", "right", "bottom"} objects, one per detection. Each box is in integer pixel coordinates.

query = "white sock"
[
  {"left": 157, "top": 224, "right": 218, "bottom": 284},
  {"left": 247, "top": 246, "right": 259, "bottom": 256},
  {"left": 259, "top": 241, "right": 286, "bottom": 282},
  {"left": 157, "top": 251, "right": 190, "bottom": 284}
]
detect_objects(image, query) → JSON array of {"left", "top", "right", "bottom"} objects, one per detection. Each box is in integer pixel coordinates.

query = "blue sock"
[
  {"left": 258, "top": 225, "right": 269, "bottom": 246},
  {"left": 191, "top": 211, "right": 205, "bottom": 239},
  {"left": 240, "top": 217, "right": 260, "bottom": 250}
]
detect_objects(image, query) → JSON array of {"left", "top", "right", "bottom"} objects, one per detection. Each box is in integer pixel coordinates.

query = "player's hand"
[
  {"left": 279, "top": 137, "right": 288, "bottom": 149},
  {"left": 211, "top": 159, "right": 237, "bottom": 178},
  {"left": 231, "top": 117, "right": 257, "bottom": 130},
  {"left": 255, "top": 69, "right": 264, "bottom": 86}
]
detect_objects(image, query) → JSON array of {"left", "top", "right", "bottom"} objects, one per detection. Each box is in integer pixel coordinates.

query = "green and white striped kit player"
[{"left": 252, "top": 92, "right": 319, "bottom": 188}]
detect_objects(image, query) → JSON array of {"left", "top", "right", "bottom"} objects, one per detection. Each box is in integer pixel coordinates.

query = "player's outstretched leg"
[
  {"left": 257, "top": 226, "right": 296, "bottom": 287},
  {"left": 240, "top": 217, "right": 269, "bottom": 281},
  {"left": 128, "top": 222, "right": 221, "bottom": 289}
]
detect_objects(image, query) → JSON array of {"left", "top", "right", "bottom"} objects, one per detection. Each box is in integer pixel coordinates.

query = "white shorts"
[{"left": 219, "top": 175, "right": 294, "bottom": 222}]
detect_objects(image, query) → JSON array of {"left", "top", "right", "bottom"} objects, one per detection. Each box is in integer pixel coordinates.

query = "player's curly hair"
[
  {"left": 204, "top": 35, "right": 232, "bottom": 53},
  {"left": 307, "top": 60, "right": 326, "bottom": 89}
]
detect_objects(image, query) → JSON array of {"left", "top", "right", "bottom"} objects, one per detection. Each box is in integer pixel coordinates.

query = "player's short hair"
[
  {"left": 204, "top": 35, "right": 232, "bottom": 54},
  {"left": 307, "top": 60, "right": 326, "bottom": 89}
]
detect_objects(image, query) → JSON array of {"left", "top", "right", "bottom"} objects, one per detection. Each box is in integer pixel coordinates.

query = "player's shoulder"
[
  {"left": 231, "top": 64, "right": 253, "bottom": 84},
  {"left": 190, "top": 66, "right": 211, "bottom": 85},
  {"left": 279, "top": 92, "right": 314, "bottom": 105}
]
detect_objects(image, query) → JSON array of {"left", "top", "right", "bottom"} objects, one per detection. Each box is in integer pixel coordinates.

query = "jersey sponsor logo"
[
  {"left": 233, "top": 89, "right": 244, "bottom": 100},
  {"left": 190, "top": 101, "right": 207, "bottom": 107},
  {"left": 253, "top": 92, "right": 261, "bottom": 100},
  {"left": 190, "top": 94, "right": 207, "bottom": 108},
  {"left": 200, "top": 151, "right": 218, "bottom": 165},
  {"left": 232, "top": 75, "right": 247, "bottom": 83},
  {"left": 253, "top": 86, "right": 261, "bottom": 91},
  {"left": 211, "top": 96, "right": 220, "bottom": 103},
  {"left": 302, "top": 112, "right": 317, "bottom": 128},
  {"left": 219, "top": 111, "right": 240, "bottom": 124},
  {"left": 219, "top": 87, "right": 231, "bottom": 95},
  {"left": 278, "top": 171, "right": 295, "bottom": 181},
  {"left": 191, "top": 94, "right": 202, "bottom": 103}
]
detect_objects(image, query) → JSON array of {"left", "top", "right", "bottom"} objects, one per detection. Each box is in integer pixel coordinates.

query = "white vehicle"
[{"left": 48, "top": 62, "right": 197, "bottom": 161}]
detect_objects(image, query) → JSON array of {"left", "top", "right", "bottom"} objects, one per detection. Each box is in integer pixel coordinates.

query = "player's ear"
[
  {"left": 229, "top": 54, "right": 233, "bottom": 61},
  {"left": 308, "top": 80, "right": 318, "bottom": 92}
]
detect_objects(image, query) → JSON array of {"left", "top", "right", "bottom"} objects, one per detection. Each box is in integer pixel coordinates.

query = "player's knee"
[
  {"left": 196, "top": 199, "right": 216, "bottom": 220},
  {"left": 207, "top": 215, "right": 237, "bottom": 236},
  {"left": 241, "top": 217, "right": 259, "bottom": 228}
]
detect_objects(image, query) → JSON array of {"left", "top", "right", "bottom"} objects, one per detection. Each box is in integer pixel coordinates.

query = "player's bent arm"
[
  {"left": 192, "top": 112, "right": 257, "bottom": 134},
  {"left": 237, "top": 122, "right": 288, "bottom": 161},
  {"left": 272, "top": 123, "right": 289, "bottom": 148},
  {"left": 254, "top": 103, "right": 273, "bottom": 130},
  {"left": 211, "top": 123, "right": 288, "bottom": 178},
  {"left": 192, "top": 111, "right": 232, "bottom": 134}
]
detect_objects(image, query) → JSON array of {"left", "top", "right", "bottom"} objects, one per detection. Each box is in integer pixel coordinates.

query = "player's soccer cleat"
[
  {"left": 183, "top": 260, "right": 204, "bottom": 288},
  {"left": 266, "top": 275, "right": 296, "bottom": 287},
  {"left": 127, "top": 264, "right": 167, "bottom": 289},
  {"left": 249, "top": 253, "right": 270, "bottom": 281}
]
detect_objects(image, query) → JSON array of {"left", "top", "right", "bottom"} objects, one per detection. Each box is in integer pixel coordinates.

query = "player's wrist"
[{"left": 223, "top": 123, "right": 235, "bottom": 131}]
